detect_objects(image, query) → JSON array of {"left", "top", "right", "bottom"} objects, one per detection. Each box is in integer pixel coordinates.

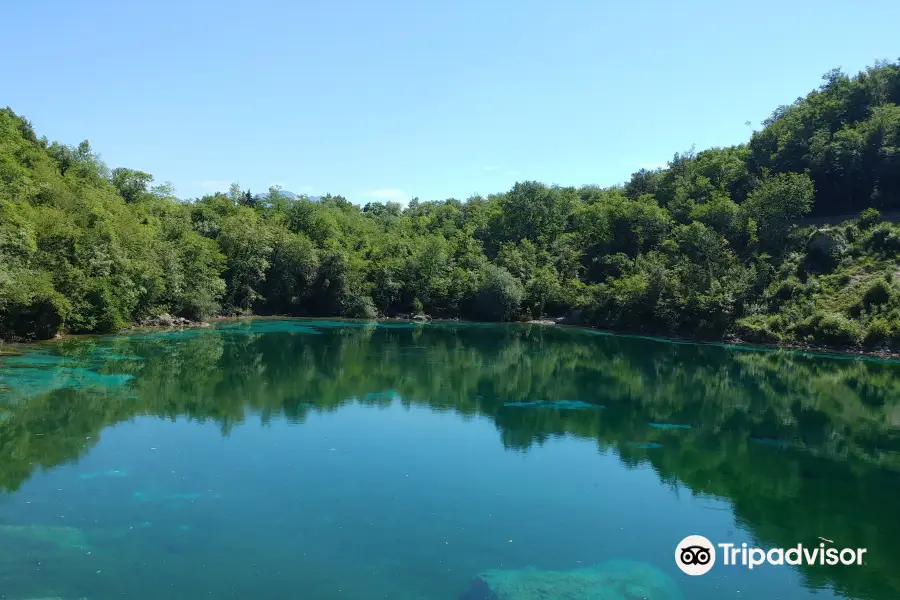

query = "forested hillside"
[{"left": 2, "top": 61, "right": 900, "bottom": 349}]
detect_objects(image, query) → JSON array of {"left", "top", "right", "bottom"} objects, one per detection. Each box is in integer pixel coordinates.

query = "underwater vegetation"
[
  {"left": 364, "top": 390, "right": 400, "bottom": 401},
  {"left": 78, "top": 469, "right": 128, "bottom": 480},
  {"left": 503, "top": 400, "right": 601, "bottom": 410},
  {"left": 132, "top": 491, "right": 222, "bottom": 502},
  {"left": 0, "top": 351, "right": 135, "bottom": 405},
  {"left": 750, "top": 437, "right": 807, "bottom": 451},
  {"left": 0, "top": 525, "right": 91, "bottom": 551},
  {"left": 458, "top": 559, "right": 683, "bottom": 600}
]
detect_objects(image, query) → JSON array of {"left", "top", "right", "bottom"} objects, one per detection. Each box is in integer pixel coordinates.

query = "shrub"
[
  {"left": 0, "top": 271, "right": 71, "bottom": 339},
  {"left": 471, "top": 265, "right": 524, "bottom": 321},
  {"left": 865, "top": 223, "right": 900, "bottom": 254},
  {"left": 858, "top": 207, "right": 881, "bottom": 230},
  {"left": 733, "top": 316, "right": 780, "bottom": 343},
  {"left": 343, "top": 295, "right": 378, "bottom": 319},
  {"left": 773, "top": 278, "right": 800, "bottom": 301},
  {"left": 801, "top": 312, "right": 861, "bottom": 346},
  {"left": 863, "top": 317, "right": 892, "bottom": 346}
]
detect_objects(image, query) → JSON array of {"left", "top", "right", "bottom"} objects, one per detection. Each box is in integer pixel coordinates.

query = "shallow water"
[{"left": 1, "top": 319, "right": 899, "bottom": 600}]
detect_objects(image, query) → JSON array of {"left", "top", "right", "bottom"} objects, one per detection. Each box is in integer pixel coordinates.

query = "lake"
[{"left": 1, "top": 319, "right": 899, "bottom": 600}]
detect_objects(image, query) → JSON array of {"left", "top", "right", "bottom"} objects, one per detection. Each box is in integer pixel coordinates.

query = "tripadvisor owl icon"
[{"left": 676, "top": 535, "right": 716, "bottom": 576}]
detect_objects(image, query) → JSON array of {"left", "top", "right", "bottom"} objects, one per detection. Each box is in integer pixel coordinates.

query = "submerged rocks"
[
  {"left": 503, "top": 400, "right": 601, "bottom": 410},
  {"left": 137, "top": 314, "right": 210, "bottom": 328},
  {"left": 0, "top": 525, "right": 91, "bottom": 551},
  {"left": 459, "top": 559, "right": 683, "bottom": 600}
]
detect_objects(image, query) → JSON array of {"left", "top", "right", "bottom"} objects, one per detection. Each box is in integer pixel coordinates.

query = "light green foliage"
[
  {"left": 0, "top": 108, "right": 227, "bottom": 338},
  {"left": 858, "top": 207, "right": 881, "bottom": 230},
  {"left": 111, "top": 167, "right": 153, "bottom": 203},
  {"left": 744, "top": 172, "right": 815, "bottom": 253}
]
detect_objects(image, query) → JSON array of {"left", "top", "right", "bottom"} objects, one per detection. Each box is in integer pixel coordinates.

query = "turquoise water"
[{"left": 1, "top": 319, "right": 899, "bottom": 599}]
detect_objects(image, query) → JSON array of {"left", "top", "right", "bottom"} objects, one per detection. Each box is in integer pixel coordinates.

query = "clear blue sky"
[{"left": 4, "top": 0, "right": 899, "bottom": 204}]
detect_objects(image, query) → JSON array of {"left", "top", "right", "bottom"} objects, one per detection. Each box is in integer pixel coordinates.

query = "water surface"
[{"left": 1, "top": 319, "right": 899, "bottom": 600}]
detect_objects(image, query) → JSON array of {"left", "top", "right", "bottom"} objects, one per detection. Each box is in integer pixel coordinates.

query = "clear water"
[{"left": 1, "top": 319, "right": 899, "bottom": 600}]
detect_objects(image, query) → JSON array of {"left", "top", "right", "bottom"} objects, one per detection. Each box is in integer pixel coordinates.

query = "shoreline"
[{"left": 1, "top": 314, "right": 899, "bottom": 362}]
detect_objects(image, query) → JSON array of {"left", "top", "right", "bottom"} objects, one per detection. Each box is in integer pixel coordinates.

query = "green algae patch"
[
  {"left": 0, "top": 349, "right": 136, "bottom": 404},
  {"left": 133, "top": 490, "right": 222, "bottom": 502},
  {"left": 504, "top": 400, "right": 602, "bottom": 410},
  {"left": 0, "top": 525, "right": 91, "bottom": 551},
  {"left": 647, "top": 422, "right": 692, "bottom": 430},
  {"left": 750, "top": 437, "right": 807, "bottom": 452},
  {"left": 0, "top": 363, "right": 135, "bottom": 404},
  {"left": 624, "top": 442, "right": 663, "bottom": 449},
  {"left": 128, "top": 328, "right": 212, "bottom": 341},
  {"left": 216, "top": 320, "right": 323, "bottom": 335},
  {"left": 364, "top": 390, "right": 399, "bottom": 401},
  {"left": 2, "top": 354, "right": 78, "bottom": 367},
  {"left": 78, "top": 469, "right": 128, "bottom": 480},
  {"left": 94, "top": 354, "right": 144, "bottom": 361},
  {"left": 459, "top": 559, "right": 683, "bottom": 600}
]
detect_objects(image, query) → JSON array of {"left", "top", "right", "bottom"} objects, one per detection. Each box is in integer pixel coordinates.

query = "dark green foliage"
[
  {"left": 3, "top": 60, "right": 900, "bottom": 349},
  {"left": 863, "top": 279, "right": 892, "bottom": 309},
  {"left": 749, "top": 62, "right": 900, "bottom": 215},
  {"left": 343, "top": 295, "right": 378, "bottom": 319},
  {"left": 471, "top": 265, "right": 524, "bottom": 321},
  {"left": 863, "top": 221, "right": 900, "bottom": 255},
  {"left": 744, "top": 172, "right": 815, "bottom": 253},
  {"left": 259, "top": 230, "right": 319, "bottom": 315},
  {"left": 858, "top": 207, "right": 881, "bottom": 229}
]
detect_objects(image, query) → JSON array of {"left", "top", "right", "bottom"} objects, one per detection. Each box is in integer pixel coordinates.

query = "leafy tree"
[
  {"left": 111, "top": 168, "right": 154, "bottom": 203},
  {"left": 218, "top": 208, "right": 273, "bottom": 313},
  {"left": 744, "top": 172, "right": 814, "bottom": 253},
  {"left": 471, "top": 265, "right": 524, "bottom": 321}
]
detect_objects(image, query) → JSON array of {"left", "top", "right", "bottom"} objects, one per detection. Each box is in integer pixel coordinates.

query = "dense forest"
[{"left": 2, "top": 60, "right": 900, "bottom": 348}]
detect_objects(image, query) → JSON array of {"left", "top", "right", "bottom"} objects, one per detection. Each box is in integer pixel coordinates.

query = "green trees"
[
  {"left": 260, "top": 229, "right": 319, "bottom": 315},
  {"left": 111, "top": 168, "right": 154, "bottom": 203},
  {"left": 748, "top": 62, "right": 900, "bottom": 215},
  {"left": 744, "top": 172, "right": 815, "bottom": 253},
  {"left": 2, "top": 60, "right": 900, "bottom": 348},
  {"left": 472, "top": 265, "right": 524, "bottom": 321},
  {"left": 217, "top": 208, "right": 274, "bottom": 314}
]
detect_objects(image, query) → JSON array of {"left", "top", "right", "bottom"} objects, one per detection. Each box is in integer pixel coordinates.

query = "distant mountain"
[{"left": 254, "top": 190, "right": 299, "bottom": 201}]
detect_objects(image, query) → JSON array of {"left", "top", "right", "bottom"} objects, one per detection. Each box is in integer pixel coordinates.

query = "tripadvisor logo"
[{"left": 675, "top": 535, "right": 867, "bottom": 576}]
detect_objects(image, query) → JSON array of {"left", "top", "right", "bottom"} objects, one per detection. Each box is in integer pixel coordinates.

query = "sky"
[{"left": 4, "top": 0, "right": 900, "bottom": 204}]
